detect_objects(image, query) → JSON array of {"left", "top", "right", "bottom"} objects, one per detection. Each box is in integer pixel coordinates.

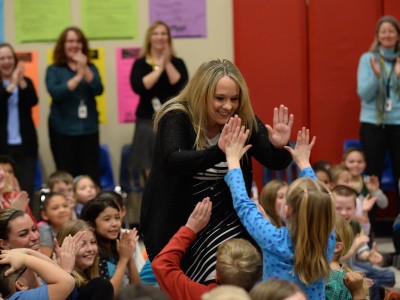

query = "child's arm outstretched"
[
  {"left": 0, "top": 248, "right": 75, "bottom": 300},
  {"left": 152, "top": 197, "right": 214, "bottom": 300}
]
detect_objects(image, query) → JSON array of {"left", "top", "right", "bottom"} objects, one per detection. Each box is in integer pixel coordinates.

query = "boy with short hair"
[
  {"left": 0, "top": 248, "right": 75, "bottom": 300},
  {"left": 151, "top": 197, "right": 262, "bottom": 300},
  {"left": 332, "top": 185, "right": 395, "bottom": 300},
  {"left": 46, "top": 170, "right": 76, "bottom": 219}
]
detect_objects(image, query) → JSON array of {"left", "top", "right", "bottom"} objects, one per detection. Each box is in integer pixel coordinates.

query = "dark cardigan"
[
  {"left": 0, "top": 77, "right": 38, "bottom": 156},
  {"left": 141, "top": 109, "right": 292, "bottom": 260}
]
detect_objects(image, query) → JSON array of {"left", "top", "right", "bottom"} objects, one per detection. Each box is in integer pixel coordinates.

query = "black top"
[
  {"left": 0, "top": 77, "right": 38, "bottom": 156},
  {"left": 130, "top": 57, "right": 188, "bottom": 119},
  {"left": 141, "top": 110, "right": 292, "bottom": 265}
]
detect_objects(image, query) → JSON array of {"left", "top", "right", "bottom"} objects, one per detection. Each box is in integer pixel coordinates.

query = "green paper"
[
  {"left": 81, "top": 0, "right": 138, "bottom": 40},
  {"left": 14, "top": 0, "right": 71, "bottom": 43}
]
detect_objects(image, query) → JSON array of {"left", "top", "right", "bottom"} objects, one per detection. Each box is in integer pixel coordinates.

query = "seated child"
[
  {"left": 326, "top": 215, "right": 368, "bottom": 300},
  {"left": 74, "top": 175, "right": 98, "bottom": 218},
  {"left": 332, "top": 185, "right": 395, "bottom": 300},
  {"left": 39, "top": 192, "right": 72, "bottom": 257},
  {"left": 47, "top": 170, "right": 77, "bottom": 220},
  {"left": 80, "top": 193, "right": 140, "bottom": 296},
  {"left": 330, "top": 165, "right": 353, "bottom": 189},
  {"left": 56, "top": 220, "right": 114, "bottom": 300},
  {"left": 342, "top": 147, "right": 388, "bottom": 236},
  {"left": 0, "top": 248, "right": 75, "bottom": 300},
  {"left": 314, "top": 167, "right": 332, "bottom": 189},
  {"left": 250, "top": 278, "right": 307, "bottom": 300},
  {"left": 224, "top": 122, "right": 335, "bottom": 299},
  {"left": 201, "top": 285, "right": 251, "bottom": 300},
  {"left": 151, "top": 197, "right": 262, "bottom": 300},
  {"left": 259, "top": 179, "right": 288, "bottom": 227}
]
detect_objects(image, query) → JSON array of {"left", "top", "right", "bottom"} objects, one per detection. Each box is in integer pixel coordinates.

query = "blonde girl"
[
  {"left": 56, "top": 220, "right": 114, "bottom": 300},
  {"left": 259, "top": 179, "right": 288, "bottom": 227},
  {"left": 224, "top": 122, "right": 335, "bottom": 300}
]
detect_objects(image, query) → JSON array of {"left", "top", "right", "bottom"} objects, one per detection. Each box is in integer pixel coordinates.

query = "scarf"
[{"left": 374, "top": 47, "right": 400, "bottom": 125}]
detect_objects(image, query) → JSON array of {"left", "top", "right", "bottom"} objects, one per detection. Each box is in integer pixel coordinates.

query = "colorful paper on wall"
[
  {"left": 16, "top": 51, "right": 39, "bottom": 127},
  {"left": 0, "top": 0, "right": 4, "bottom": 43},
  {"left": 116, "top": 48, "right": 141, "bottom": 123},
  {"left": 81, "top": 0, "right": 139, "bottom": 40},
  {"left": 14, "top": 0, "right": 71, "bottom": 43},
  {"left": 149, "top": 0, "right": 207, "bottom": 38},
  {"left": 47, "top": 48, "right": 108, "bottom": 124}
]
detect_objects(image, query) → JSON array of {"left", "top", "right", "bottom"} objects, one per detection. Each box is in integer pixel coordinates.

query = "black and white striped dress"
[{"left": 180, "top": 136, "right": 246, "bottom": 283}]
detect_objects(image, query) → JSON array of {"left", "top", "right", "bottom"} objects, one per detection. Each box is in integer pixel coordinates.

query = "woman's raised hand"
[
  {"left": 369, "top": 56, "right": 381, "bottom": 78},
  {"left": 265, "top": 105, "right": 294, "bottom": 149}
]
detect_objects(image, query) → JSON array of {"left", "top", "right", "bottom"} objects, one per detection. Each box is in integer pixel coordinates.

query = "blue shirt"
[
  {"left": 6, "top": 282, "right": 48, "bottom": 300},
  {"left": 3, "top": 80, "right": 22, "bottom": 145},
  {"left": 225, "top": 168, "right": 335, "bottom": 300}
]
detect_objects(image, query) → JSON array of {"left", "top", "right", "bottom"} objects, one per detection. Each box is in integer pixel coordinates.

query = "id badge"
[
  {"left": 385, "top": 98, "right": 392, "bottom": 112},
  {"left": 78, "top": 102, "right": 88, "bottom": 119},
  {"left": 151, "top": 97, "right": 162, "bottom": 112}
]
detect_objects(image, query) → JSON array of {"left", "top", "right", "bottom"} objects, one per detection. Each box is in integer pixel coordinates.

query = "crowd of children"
[{"left": 0, "top": 114, "right": 399, "bottom": 299}]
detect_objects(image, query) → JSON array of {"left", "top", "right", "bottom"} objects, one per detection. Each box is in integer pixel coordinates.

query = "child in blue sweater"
[{"left": 223, "top": 117, "right": 336, "bottom": 300}]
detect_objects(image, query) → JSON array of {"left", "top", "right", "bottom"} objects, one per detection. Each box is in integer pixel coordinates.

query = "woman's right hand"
[{"left": 369, "top": 57, "right": 381, "bottom": 77}]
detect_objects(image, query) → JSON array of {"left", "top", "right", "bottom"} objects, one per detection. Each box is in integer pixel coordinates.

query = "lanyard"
[{"left": 380, "top": 56, "right": 395, "bottom": 97}]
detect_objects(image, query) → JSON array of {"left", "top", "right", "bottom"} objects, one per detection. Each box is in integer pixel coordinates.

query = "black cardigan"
[
  {"left": 141, "top": 110, "right": 292, "bottom": 260},
  {"left": 0, "top": 77, "right": 38, "bottom": 156}
]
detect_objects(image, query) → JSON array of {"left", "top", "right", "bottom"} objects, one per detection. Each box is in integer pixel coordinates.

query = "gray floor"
[{"left": 375, "top": 237, "right": 400, "bottom": 287}]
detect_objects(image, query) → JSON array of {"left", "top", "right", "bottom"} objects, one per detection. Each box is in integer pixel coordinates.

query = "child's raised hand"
[
  {"left": 186, "top": 197, "right": 212, "bottom": 234},
  {"left": 225, "top": 124, "right": 252, "bottom": 170},
  {"left": 368, "top": 242, "right": 383, "bottom": 265},
  {"left": 0, "top": 249, "right": 27, "bottom": 276},
  {"left": 8, "top": 191, "right": 29, "bottom": 212},
  {"left": 117, "top": 231, "right": 135, "bottom": 261},
  {"left": 361, "top": 194, "right": 377, "bottom": 213},
  {"left": 127, "top": 228, "right": 139, "bottom": 253},
  {"left": 54, "top": 232, "right": 85, "bottom": 272},
  {"left": 265, "top": 105, "right": 294, "bottom": 149},
  {"left": 365, "top": 175, "right": 380, "bottom": 193},
  {"left": 283, "top": 127, "right": 316, "bottom": 170}
]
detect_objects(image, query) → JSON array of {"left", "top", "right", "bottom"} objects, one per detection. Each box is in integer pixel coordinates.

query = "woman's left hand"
[{"left": 265, "top": 105, "right": 294, "bottom": 148}]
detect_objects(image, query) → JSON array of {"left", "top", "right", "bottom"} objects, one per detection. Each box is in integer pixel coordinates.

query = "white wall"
[{"left": 3, "top": 0, "right": 234, "bottom": 182}]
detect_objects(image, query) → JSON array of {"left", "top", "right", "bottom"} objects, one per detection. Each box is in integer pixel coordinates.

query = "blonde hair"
[
  {"left": 334, "top": 215, "right": 354, "bottom": 260},
  {"left": 259, "top": 180, "right": 288, "bottom": 227},
  {"left": 369, "top": 15, "right": 400, "bottom": 52},
  {"left": 56, "top": 220, "right": 99, "bottom": 287},
  {"left": 216, "top": 238, "right": 262, "bottom": 291},
  {"left": 140, "top": 21, "right": 174, "bottom": 57},
  {"left": 201, "top": 285, "right": 251, "bottom": 300},
  {"left": 154, "top": 58, "right": 258, "bottom": 150},
  {"left": 286, "top": 177, "right": 335, "bottom": 284},
  {"left": 249, "top": 278, "right": 306, "bottom": 300},
  {"left": 330, "top": 165, "right": 350, "bottom": 186}
]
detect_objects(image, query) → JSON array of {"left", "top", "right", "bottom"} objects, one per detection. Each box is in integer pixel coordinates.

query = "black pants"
[
  {"left": 49, "top": 127, "right": 100, "bottom": 185},
  {"left": 360, "top": 123, "right": 400, "bottom": 213}
]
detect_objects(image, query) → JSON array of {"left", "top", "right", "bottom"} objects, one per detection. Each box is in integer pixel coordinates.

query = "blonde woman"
[
  {"left": 141, "top": 58, "right": 293, "bottom": 283},
  {"left": 129, "top": 21, "right": 188, "bottom": 179}
]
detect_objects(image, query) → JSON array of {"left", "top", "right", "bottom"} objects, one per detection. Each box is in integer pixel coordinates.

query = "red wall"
[{"left": 233, "top": 0, "right": 393, "bottom": 190}]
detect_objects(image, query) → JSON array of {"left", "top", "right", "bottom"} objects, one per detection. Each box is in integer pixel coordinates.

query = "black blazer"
[{"left": 0, "top": 77, "right": 39, "bottom": 156}]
